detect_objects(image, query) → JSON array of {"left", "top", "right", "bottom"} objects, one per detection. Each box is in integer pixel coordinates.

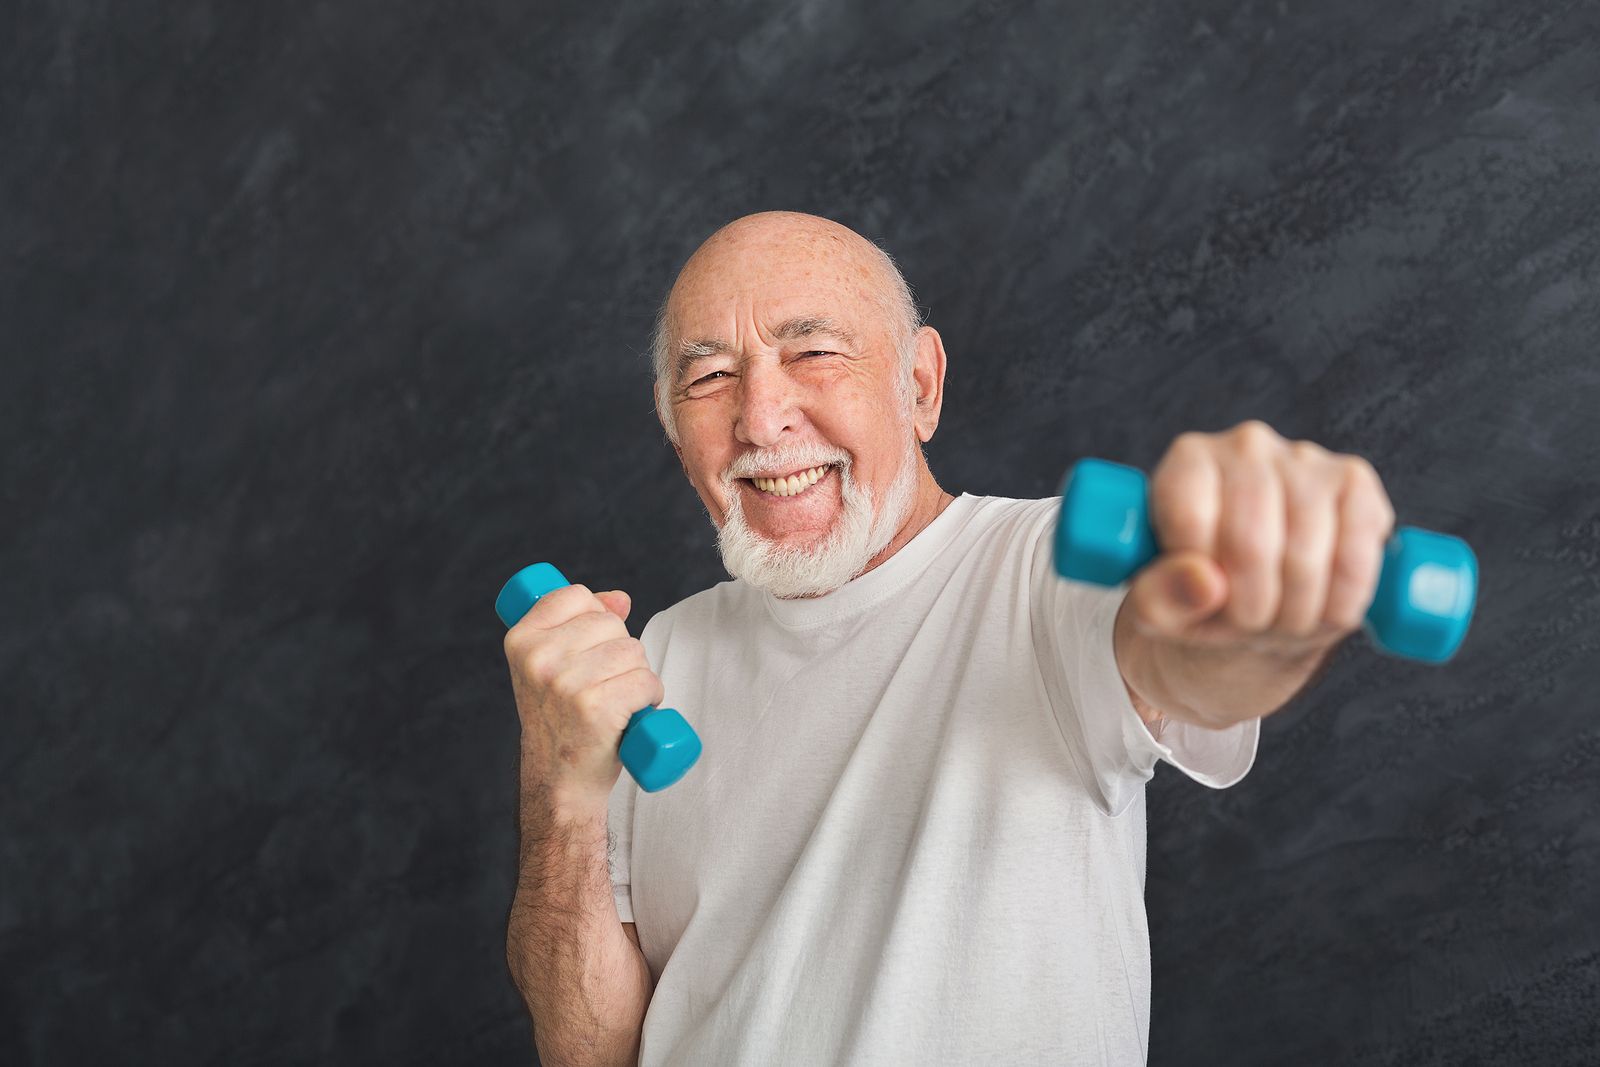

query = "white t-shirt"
[{"left": 607, "top": 493, "right": 1259, "bottom": 1066}]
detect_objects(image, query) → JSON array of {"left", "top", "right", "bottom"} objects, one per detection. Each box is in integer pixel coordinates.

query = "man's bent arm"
[{"left": 506, "top": 770, "right": 652, "bottom": 1067}]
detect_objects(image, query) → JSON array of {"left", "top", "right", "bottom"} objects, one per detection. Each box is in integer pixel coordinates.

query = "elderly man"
[{"left": 503, "top": 211, "right": 1396, "bottom": 1065}]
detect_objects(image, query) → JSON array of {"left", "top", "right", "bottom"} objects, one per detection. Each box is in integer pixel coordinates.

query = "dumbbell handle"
[
  {"left": 495, "top": 563, "right": 702, "bottom": 793},
  {"left": 1054, "top": 458, "right": 1478, "bottom": 663}
]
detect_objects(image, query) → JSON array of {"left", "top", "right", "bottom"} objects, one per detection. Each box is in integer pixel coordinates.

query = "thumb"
[
  {"left": 1124, "top": 550, "right": 1226, "bottom": 638},
  {"left": 594, "top": 589, "right": 632, "bottom": 622}
]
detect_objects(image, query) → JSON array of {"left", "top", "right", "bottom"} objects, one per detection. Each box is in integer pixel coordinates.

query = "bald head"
[{"left": 651, "top": 212, "right": 921, "bottom": 444}]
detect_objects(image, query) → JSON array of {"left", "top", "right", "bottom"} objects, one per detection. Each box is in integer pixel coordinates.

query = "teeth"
[{"left": 752, "top": 465, "right": 830, "bottom": 497}]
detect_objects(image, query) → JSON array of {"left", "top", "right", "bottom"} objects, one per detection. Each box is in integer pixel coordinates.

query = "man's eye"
[{"left": 690, "top": 353, "right": 829, "bottom": 388}]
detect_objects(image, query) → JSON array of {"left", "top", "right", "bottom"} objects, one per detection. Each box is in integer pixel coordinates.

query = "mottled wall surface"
[{"left": 4, "top": 0, "right": 1597, "bottom": 1063}]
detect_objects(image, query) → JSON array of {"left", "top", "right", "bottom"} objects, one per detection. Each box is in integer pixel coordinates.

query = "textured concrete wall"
[{"left": 4, "top": 0, "right": 1597, "bottom": 1063}]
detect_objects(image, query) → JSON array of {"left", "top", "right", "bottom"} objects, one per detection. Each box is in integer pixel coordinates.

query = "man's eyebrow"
[
  {"left": 771, "top": 315, "right": 859, "bottom": 347},
  {"left": 673, "top": 315, "right": 860, "bottom": 383}
]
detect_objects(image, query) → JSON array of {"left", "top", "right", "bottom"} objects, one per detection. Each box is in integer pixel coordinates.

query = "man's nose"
[{"left": 734, "top": 359, "right": 801, "bottom": 449}]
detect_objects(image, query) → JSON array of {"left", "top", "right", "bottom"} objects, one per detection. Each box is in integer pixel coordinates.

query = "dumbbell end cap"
[
  {"left": 1055, "top": 459, "right": 1158, "bottom": 586},
  {"left": 620, "top": 706, "right": 703, "bottom": 792},
  {"left": 1365, "top": 527, "right": 1478, "bottom": 663},
  {"left": 496, "top": 562, "right": 572, "bottom": 628}
]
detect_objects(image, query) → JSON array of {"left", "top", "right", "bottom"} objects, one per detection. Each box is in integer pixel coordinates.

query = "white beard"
[{"left": 713, "top": 430, "right": 922, "bottom": 600}]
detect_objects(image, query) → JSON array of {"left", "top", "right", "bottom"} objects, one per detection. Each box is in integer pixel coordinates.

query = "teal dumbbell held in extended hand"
[
  {"left": 1054, "top": 458, "right": 1478, "bottom": 663},
  {"left": 495, "top": 563, "right": 702, "bottom": 792}
]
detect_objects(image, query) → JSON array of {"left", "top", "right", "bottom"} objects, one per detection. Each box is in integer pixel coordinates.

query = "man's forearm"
[
  {"left": 506, "top": 772, "right": 652, "bottom": 1067},
  {"left": 1114, "top": 596, "right": 1340, "bottom": 728}
]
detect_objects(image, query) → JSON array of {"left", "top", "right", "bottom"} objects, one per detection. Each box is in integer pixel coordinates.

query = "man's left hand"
[{"left": 1116, "top": 419, "right": 1397, "bottom": 728}]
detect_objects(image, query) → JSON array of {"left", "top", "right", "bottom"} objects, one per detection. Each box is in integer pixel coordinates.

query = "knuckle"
[
  {"left": 539, "top": 584, "right": 587, "bottom": 613},
  {"left": 1345, "top": 454, "right": 1378, "bottom": 480},
  {"left": 1289, "top": 438, "right": 1326, "bottom": 463},
  {"left": 525, "top": 644, "right": 564, "bottom": 686},
  {"left": 1320, "top": 458, "right": 1351, "bottom": 495},
  {"left": 547, "top": 661, "right": 582, "bottom": 701},
  {"left": 570, "top": 684, "right": 604, "bottom": 720},
  {"left": 1341, "top": 458, "right": 1394, "bottom": 528},
  {"left": 1343, "top": 455, "right": 1385, "bottom": 496},
  {"left": 1374, "top": 491, "right": 1397, "bottom": 526},
  {"left": 1233, "top": 419, "right": 1279, "bottom": 455}
]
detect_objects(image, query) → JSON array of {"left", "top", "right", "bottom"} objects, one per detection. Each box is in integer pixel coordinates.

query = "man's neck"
[{"left": 853, "top": 468, "right": 954, "bottom": 582}]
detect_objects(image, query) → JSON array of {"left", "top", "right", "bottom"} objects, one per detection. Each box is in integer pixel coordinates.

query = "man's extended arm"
[{"left": 506, "top": 776, "right": 653, "bottom": 1067}]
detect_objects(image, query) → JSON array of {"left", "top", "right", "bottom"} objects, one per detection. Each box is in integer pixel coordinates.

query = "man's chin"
[
  {"left": 718, "top": 515, "right": 861, "bottom": 596},
  {"left": 745, "top": 524, "right": 831, "bottom": 552},
  {"left": 738, "top": 503, "right": 843, "bottom": 545}
]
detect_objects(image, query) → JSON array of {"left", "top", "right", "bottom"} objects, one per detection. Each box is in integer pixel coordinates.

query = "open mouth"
[{"left": 740, "top": 463, "right": 838, "bottom": 499}]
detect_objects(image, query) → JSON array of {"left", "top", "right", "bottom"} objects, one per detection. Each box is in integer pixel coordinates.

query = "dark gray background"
[{"left": 4, "top": 0, "right": 1597, "bottom": 1063}]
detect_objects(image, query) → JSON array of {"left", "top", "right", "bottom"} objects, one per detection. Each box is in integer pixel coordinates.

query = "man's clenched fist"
[{"left": 503, "top": 584, "right": 665, "bottom": 812}]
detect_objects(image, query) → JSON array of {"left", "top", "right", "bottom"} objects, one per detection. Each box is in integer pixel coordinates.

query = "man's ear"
[
  {"left": 654, "top": 380, "right": 682, "bottom": 456},
  {"left": 911, "top": 325, "right": 947, "bottom": 443},
  {"left": 652, "top": 379, "right": 691, "bottom": 470}
]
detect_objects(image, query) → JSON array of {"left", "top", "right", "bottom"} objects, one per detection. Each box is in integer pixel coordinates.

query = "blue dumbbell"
[
  {"left": 496, "top": 563, "right": 702, "bottom": 792},
  {"left": 1054, "top": 458, "right": 1478, "bottom": 663}
]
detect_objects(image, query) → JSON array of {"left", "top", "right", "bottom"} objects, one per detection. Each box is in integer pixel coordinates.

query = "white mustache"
[{"left": 724, "top": 448, "right": 851, "bottom": 483}]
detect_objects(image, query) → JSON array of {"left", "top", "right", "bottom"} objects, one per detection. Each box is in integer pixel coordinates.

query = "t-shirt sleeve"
[
  {"left": 606, "top": 763, "right": 638, "bottom": 923},
  {"left": 606, "top": 610, "right": 666, "bottom": 925},
  {"left": 1028, "top": 506, "right": 1260, "bottom": 818}
]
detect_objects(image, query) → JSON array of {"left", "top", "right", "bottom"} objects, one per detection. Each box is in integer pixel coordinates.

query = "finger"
[
  {"left": 1322, "top": 457, "right": 1397, "bottom": 633},
  {"left": 551, "top": 636, "right": 654, "bottom": 699},
  {"left": 505, "top": 584, "right": 604, "bottom": 665},
  {"left": 576, "top": 667, "right": 668, "bottom": 728},
  {"left": 595, "top": 590, "right": 632, "bottom": 622},
  {"left": 1148, "top": 432, "right": 1222, "bottom": 560},
  {"left": 1274, "top": 444, "right": 1341, "bottom": 638},
  {"left": 515, "top": 583, "right": 603, "bottom": 632},
  {"left": 553, "top": 609, "right": 633, "bottom": 656},
  {"left": 1215, "top": 431, "right": 1284, "bottom": 633},
  {"left": 1125, "top": 550, "right": 1228, "bottom": 639},
  {"left": 511, "top": 610, "right": 632, "bottom": 684}
]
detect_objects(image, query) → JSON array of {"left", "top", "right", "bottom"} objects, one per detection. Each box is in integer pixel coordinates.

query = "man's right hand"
[{"left": 502, "top": 584, "right": 664, "bottom": 812}]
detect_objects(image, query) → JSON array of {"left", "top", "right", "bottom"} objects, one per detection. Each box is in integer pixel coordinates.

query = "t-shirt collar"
[{"left": 757, "top": 492, "right": 978, "bottom": 629}]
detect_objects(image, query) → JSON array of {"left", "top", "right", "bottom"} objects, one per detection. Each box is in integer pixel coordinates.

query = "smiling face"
[{"left": 654, "top": 212, "right": 951, "bottom": 598}]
